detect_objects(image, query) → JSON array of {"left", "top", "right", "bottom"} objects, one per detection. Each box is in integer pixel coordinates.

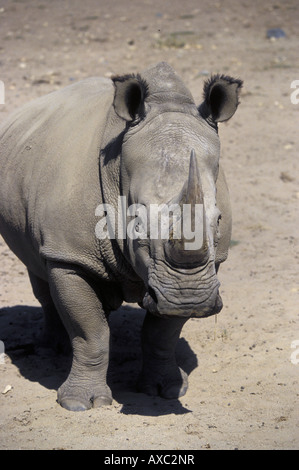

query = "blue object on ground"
[{"left": 267, "top": 28, "right": 286, "bottom": 39}]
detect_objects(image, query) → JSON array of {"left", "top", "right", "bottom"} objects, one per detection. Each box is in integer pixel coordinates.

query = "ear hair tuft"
[
  {"left": 112, "top": 73, "right": 149, "bottom": 101},
  {"left": 203, "top": 74, "right": 243, "bottom": 104},
  {"left": 199, "top": 74, "right": 243, "bottom": 123}
]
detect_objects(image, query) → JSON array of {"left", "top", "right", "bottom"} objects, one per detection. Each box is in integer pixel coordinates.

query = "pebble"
[
  {"left": 280, "top": 171, "right": 294, "bottom": 183},
  {"left": 2, "top": 384, "right": 12, "bottom": 394},
  {"left": 283, "top": 143, "right": 293, "bottom": 150},
  {"left": 266, "top": 28, "right": 286, "bottom": 39}
]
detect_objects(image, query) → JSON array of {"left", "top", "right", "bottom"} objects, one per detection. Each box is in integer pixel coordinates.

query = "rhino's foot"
[
  {"left": 137, "top": 364, "right": 188, "bottom": 399},
  {"left": 57, "top": 380, "right": 112, "bottom": 411}
]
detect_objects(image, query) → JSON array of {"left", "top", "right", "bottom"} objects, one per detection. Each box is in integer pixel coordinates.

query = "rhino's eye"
[
  {"left": 134, "top": 221, "right": 147, "bottom": 238},
  {"left": 215, "top": 212, "right": 221, "bottom": 241},
  {"left": 135, "top": 222, "right": 141, "bottom": 232}
]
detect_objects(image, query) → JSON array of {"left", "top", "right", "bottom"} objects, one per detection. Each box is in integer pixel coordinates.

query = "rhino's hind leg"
[
  {"left": 47, "top": 262, "right": 112, "bottom": 411},
  {"left": 137, "top": 313, "right": 188, "bottom": 399},
  {"left": 28, "top": 270, "right": 70, "bottom": 353}
]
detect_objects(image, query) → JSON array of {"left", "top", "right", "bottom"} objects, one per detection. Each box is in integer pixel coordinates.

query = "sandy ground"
[{"left": 0, "top": 0, "right": 298, "bottom": 450}]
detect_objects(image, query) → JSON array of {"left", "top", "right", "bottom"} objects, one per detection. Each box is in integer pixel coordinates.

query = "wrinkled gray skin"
[{"left": 0, "top": 63, "right": 242, "bottom": 411}]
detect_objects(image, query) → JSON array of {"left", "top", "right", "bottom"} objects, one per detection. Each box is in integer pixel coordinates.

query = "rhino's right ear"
[
  {"left": 112, "top": 74, "right": 149, "bottom": 122},
  {"left": 199, "top": 75, "right": 243, "bottom": 124}
]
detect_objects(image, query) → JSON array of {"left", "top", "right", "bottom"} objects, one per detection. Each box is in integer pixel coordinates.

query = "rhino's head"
[{"left": 112, "top": 62, "right": 242, "bottom": 318}]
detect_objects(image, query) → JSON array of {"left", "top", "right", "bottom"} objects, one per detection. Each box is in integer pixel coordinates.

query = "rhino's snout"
[{"left": 143, "top": 281, "right": 223, "bottom": 319}]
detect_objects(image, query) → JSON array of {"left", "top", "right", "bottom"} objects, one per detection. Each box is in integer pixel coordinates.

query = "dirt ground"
[{"left": 0, "top": 0, "right": 298, "bottom": 451}]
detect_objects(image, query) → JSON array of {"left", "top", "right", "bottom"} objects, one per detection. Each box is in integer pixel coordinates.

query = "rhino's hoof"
[
  {"left": 161, "top": 380, "right": 188, "bottom": 399},
  {"left": 59, "top": 397, "right": 91, "bottom": 412},
  {"left": 58, "top": 394, "right": 113, "bottom": 411},
  {"left": 137, "top": 367, "right": 188, "bottom": 399},
  {"left": 159, "top": 369, "right": 188, "bottom": 399},
  {"left": 57, "top": 382, "right": 113, "bottom": 411},
  {"left": 93, "top": 395, "right": 113, "bottom": 407}
]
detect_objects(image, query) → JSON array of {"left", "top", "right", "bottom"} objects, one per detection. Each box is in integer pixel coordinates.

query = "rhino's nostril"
[{"left": 148, "top": 286, "right": 158, "bottom": 304}]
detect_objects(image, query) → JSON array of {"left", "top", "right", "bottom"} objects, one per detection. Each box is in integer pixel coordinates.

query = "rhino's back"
[{"left": 0, "top": 77, "right": 114, "bottom": 278}]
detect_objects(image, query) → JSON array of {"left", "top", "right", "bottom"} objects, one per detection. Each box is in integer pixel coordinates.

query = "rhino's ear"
[
  {"left": 112, "top": 74, "right": 149, "bottom": 122},
  {"left": 199, "top": 75, "right": 243, "bottom": 123}
]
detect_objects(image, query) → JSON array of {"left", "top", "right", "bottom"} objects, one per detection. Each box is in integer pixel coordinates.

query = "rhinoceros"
[{"left": 0, "top": 62, "right": 242, "bottom": 411}]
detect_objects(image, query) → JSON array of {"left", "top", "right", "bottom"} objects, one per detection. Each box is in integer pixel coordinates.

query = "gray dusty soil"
[{"left": 0, "top": 0, "right": 298, "bottom": 450}]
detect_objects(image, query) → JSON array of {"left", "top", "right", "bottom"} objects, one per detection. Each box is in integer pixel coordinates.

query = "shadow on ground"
[{"left": 0, "top": 303, "right": 198, "bottom": 415}]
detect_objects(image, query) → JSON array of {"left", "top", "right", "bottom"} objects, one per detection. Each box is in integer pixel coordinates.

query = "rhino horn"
[
  {"left": 187, "top": 149, "right": 204, "bottom": 205},
  {"left": 165, "top": 149, "right": 209, "bottom": 266}
]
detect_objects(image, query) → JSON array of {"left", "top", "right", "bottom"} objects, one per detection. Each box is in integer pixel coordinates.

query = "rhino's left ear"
[
  {"left": 112, "top": 74, "right": 149, "bottom": 122},
  {"left": 199, "top": 75, "right": 243, "bottom": 123}
]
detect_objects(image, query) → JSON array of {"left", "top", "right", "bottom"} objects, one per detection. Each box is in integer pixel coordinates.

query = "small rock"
[
  {"left": 283, "top": 143, "right": 293, "bottom": 150},
  {"left": 185, "top": 424, "right": 202, "bottom": 436},
  {"left": 2, "top": 384, "right": 12, "bottom": 394},
  {"left": 280, "top": 171, "right": 294, "bottom": 183},
  {"left": 266, "top": 28, "right": 286, "bottom": 39},
  {"left": 203, "top": 443, "right": 211, "bottom": 449}
]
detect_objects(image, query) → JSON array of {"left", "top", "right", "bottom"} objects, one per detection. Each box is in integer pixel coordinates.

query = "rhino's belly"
[{"left": 0, "top": 219, "right": 47, "bottom": 281}]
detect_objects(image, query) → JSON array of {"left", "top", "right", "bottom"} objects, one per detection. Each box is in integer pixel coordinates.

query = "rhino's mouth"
[{"left": 142, "top": 284, "right": 223, "bottom": 319}]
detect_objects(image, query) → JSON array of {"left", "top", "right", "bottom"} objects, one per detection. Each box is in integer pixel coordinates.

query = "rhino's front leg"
[
  {"left": 48, "top": 262, "right": 112, "bottom": 411},
  {"left": 138, "top": 313, "right": 188, "bottom": 399}
]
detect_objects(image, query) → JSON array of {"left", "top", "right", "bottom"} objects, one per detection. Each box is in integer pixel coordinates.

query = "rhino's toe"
[
  {"left": 93, "top": 395, "right": 113, "bottom": 407},
  {"left": 137, "top": 366, "right": 188, "bottom": 399},
  {"left": 58, "top": 394, "right": 113, "bottom": 411},
  {"left": 160, "top": 370, "right": 188, "bottom": 399},
  {"left": 59, "top": 396, "right": 91, "bottom": 412}
]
